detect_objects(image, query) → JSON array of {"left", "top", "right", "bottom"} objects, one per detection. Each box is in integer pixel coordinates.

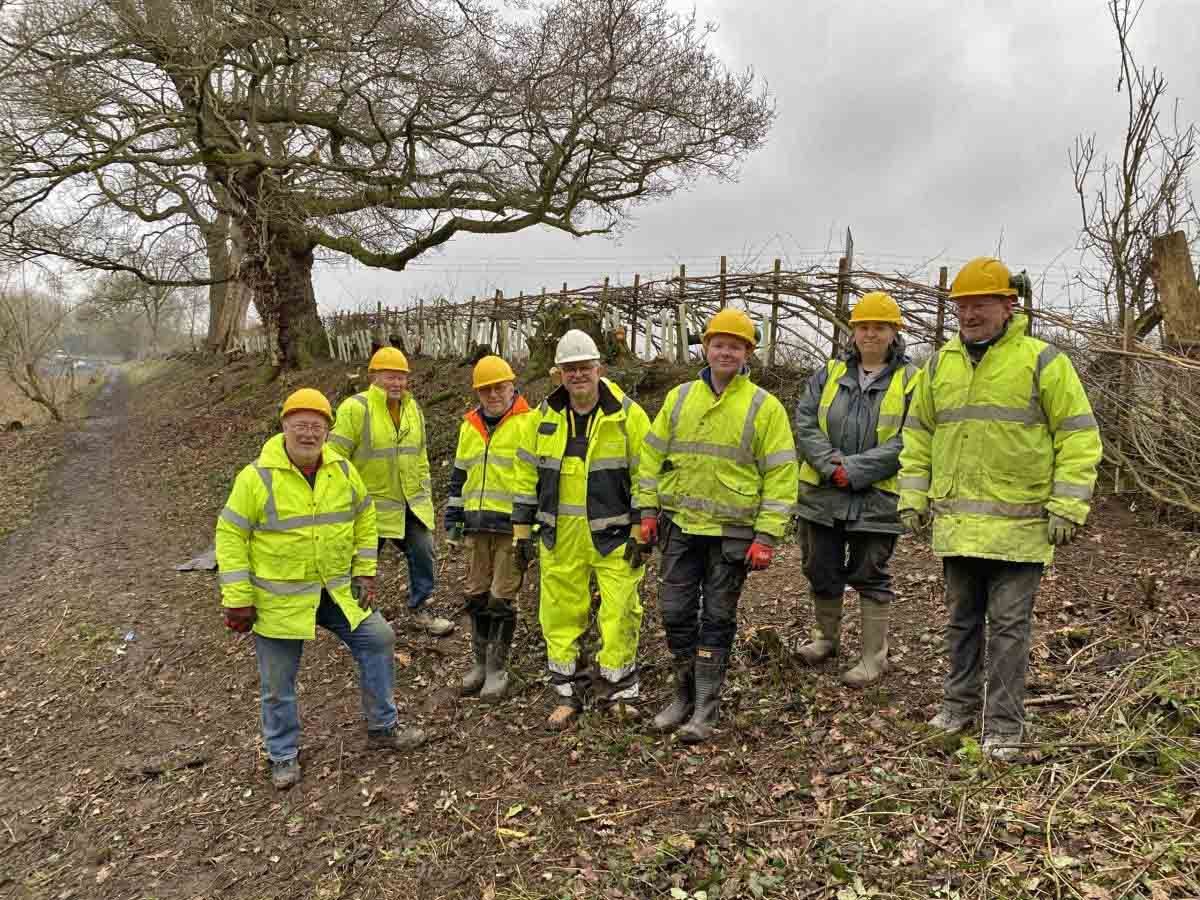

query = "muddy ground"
[{"left": 0, "top": 355, "right": 1196, "bottom": 900}]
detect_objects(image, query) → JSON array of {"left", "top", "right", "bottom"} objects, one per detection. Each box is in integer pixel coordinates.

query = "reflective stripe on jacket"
[
  {"left": 897, "top": 314, "right": 1102, "bottom": 563},
  {"left": 794, "top": 342, "right": 919, "bottom": 534},
  {"left": 512, "top": 378, "right": 651, "bottom": 555},
  {"left": 637, "top": 369, "right": 798, "bottom": 545},
  {"left": 328, "top": 384, "right": 434, "bottom": 538},
  {"left": 446, "top": 396, "right": 534, "bottom": 534},
  {"left": 215, "top": 434, "right": 378, "bottom": 639}
]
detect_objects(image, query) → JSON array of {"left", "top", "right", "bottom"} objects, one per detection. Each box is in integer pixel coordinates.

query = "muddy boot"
[
  {"left": 367, "top": 724, "right": 428, "bottom": 752},
  {"left": 270, "top": 758, "right": 301, "bottom": 791},
  {"left": 652, "top": 655, "right": 695, "bottom": 733},
  {"left": 678, "top": 647, "right": 727, "bottom": 745},
  {"left": 797, "top": 593, "right": 842, "bottom": 665},
  {"left": 840, "top": 597, "right": 890, "bottom": 688},
  {"left": 461, "top": 605, "right": 490, "bottom": 696},
  {"left": 481, "top": 602, "right": 515, "bottom": 703}
]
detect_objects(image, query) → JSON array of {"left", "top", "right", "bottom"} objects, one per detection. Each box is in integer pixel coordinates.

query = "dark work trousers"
[
  {"left": 942, "top": 556, "right": 1043, "bottom": 738},
  {"left": 657, "top": 516, "right": 751, "bottom": 656},
  {"left": 799, "top": 520, "right": 897, "bottom": 603}
]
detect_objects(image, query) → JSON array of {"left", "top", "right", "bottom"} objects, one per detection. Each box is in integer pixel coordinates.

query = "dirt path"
[{"left": 0, "top": 363, "right": 1196, "bottom": 900}]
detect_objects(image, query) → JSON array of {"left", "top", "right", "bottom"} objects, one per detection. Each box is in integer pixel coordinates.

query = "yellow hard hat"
[
  {"left": 280, "top": 388, "right": 333, "bottom": 423},
  {"left": 949, "top": 257, "right": 1018, "bottom": 300},
  {"left": 849, "top": 292, "right": 903, "bottom": 328},
  {"left": 472, "top": 355, "right": 516, "bottom": 389},
  {"left": 703, "top": 308, "right": 757, "bottom": 348},
  {"left": 368, "top": 346, "right": 410, "bottom": 372}
]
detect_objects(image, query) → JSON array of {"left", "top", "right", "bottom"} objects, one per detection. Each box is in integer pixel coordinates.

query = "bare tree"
[
  {"left": 0, "top": 0, "right": 773, "bottom": 369},
  {"left": 0, "top": 275, "right": 75, "bottom": 421},
  {"left": 1070, "top": 0, "right": 1198, "bottom": 338}
]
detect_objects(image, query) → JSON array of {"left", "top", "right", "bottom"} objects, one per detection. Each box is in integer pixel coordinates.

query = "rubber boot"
[
  {"left": 797, "top": 593, "right": 842, "bottom": 665},
  {"left": 652, "top": 655, "right": 695, "bottom": 733},
  {"left": 840, "top": 597, "right": 890, "bottom": 687},
  {"left": 461, "top": 606, "right": 489, "bottom": 696},
  {"left": 678, "top": 647, "right": 727, "bottom": 744},
  {"left": 480, "top": 602, "right": 515, "bottom": 702}
]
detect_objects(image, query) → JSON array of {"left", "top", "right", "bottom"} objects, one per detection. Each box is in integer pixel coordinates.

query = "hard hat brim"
[
  {"left": 282, "top": 407, "right": 333, "bottom": 423},
  {"left": 848, "top": 317, "right": 904, "bottom": 329},
  {"left": 702, "top": 330, "right": 757, "bottom": 349},
  {"left": 473, "top": 375, "right": 516, "bottom": 389},
  {"left": 948, "top": 288, "right": 1018, "bottom": 301}
]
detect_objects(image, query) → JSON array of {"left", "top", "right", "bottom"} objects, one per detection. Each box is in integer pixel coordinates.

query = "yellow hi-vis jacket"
[
  {"left": 328, "top": 384, "right": 434, "bottom": 539},
  {"left": 215, "top": 434, "right": 378, "bottom": 639},
  {"left": 898, "top": 314, "right": 1102, "bottom": 563},
  {"left": 446, "top": 396, "right": 536, "bottom": 534},
  {"left": 513, "top": 379, "right": 651, "bottom": 556},
  {"left": 638, "top": 369, "right": 799, "bottom": 545}
]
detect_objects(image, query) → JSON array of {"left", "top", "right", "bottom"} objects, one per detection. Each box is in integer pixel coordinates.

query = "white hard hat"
[{"left": 554, "top": 329, "right": 601, "bottom": 365}]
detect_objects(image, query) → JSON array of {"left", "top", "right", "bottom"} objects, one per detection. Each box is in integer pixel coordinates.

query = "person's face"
[
  {"left": 560, "top": 361, "right": 600, "bottom": 405},
  {"left": 373, "top": 369, "right": 408, "bottom": 399},
  {"left": 954, "top": 296, "right": 1013, "bottom": 343},
  {"left": 852, "top": 322, "right": 896, "bottom": 359},
  {"left": 281, "top": 410, "right": 328, "bottom": 463},
  {"left": 477, "top": 380, "right": 515, "bottom": 417},
  {"left": 705, "top": 334, "right": 750, "bottom": 378}
]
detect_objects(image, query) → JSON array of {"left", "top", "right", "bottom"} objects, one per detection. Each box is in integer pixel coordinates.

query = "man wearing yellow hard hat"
[
  {"left": 794, "top": 292, "right": 920, "bottom": 689},
  {"left": 636, "top": 309, "right": 799, "bottom": 743},
  {"left": 215, "top": 389, "right": 427, "bottom": 790},
  {"left": 899, "top": 257, "right": 1101, "bottom": 761},
  {"left": 445, "top": 355, "right": 534, "bottom": 700},
  {"left": 329, "top": 347, "right": 454, "bottom": 637},
  {"left": 512, "top": 330, "right": 652, "bottom": 729}
]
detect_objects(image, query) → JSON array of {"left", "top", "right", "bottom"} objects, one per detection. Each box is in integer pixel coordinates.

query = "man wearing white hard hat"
[{"left": 512, "top": 330, "right": 652, "bottom": 728}]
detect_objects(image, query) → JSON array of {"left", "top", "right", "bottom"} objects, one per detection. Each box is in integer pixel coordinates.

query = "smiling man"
[
  {"left": 445, "top": 355, "right": 534, "bottom": 701},
  {"left": 637, "top": 309, "right": 799, "bottom": 744},
  {"left": 215, "top": 389, "right": 426, "bottom": 791},
  {"left": 898, "top": 257, "right": 1102, "bottom": 761},
  {"left": 513, "top": 330, "right": 651, "bottom": 729}
]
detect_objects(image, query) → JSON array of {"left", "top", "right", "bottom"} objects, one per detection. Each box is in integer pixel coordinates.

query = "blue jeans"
[
  {"left": 255, "top": 593, "right": 398, "bottom": 763},
  {"left": 380, "top": 506, "right": 436, "bottom": 610}
]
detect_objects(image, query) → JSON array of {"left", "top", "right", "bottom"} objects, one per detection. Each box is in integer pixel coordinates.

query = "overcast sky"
[{"left": 312, "top": 0, "right": 1200, "bottom": 314}]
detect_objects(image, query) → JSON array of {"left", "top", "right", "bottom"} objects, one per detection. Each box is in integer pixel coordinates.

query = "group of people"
[{"left": 215, "top": 255, "right": 1102, "bottom": 790}]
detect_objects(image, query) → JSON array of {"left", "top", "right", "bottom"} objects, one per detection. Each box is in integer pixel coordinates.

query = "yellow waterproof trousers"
[{"left": 538, "top": 456, "right": 644, "bottom": 701}]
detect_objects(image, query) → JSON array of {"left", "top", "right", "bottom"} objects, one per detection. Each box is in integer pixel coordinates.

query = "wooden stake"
[
  {"left": 719, "top": 255, "right": 728, "bottom": 308},
  {"left": 936, "top": 266, "right": 948, "bottom": 348},
  {"left": 834, "top": 256, "right": 849, "bottom": 356},
  {"left": 768, "top": 258, "right": 781, "bottom": 368},
  {"left": 630, "top": 273, "right": 641, "bottom": 355},
  {"left": 677, "top": 265, "right": 688, "bottom": 361}
]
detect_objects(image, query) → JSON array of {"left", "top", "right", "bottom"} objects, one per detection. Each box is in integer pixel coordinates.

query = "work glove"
[
  {"left": 831, "top": 465, "right": 850, "bottom": 489},
  {"left": 512, "top": 524, "right": 537, "bottom": 571},
  {"left": 351, "top": 575, "right": 377, "bottom": 609},
  {"left": 1047, "top": 513, "right": 1078, "bottom": 546},
  {"left": 744, "top": 540, "right": 774, "bottom": 571},
  {"left": 446, "top": 522, "right": 465, "bottom": 547},
  {"left": 900, "top": 508, "right": 932, "bottom": 537},
  {"left": 223, "top": 606, "right": 256, "bottom": 634},
  {"left": 640, "top": 515, "right": 659, "bottom": 546}
]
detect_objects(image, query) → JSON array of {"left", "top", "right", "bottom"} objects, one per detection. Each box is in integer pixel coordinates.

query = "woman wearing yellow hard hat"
[{"left": 793, "top": 292, "right": 920, "bottom": 688}]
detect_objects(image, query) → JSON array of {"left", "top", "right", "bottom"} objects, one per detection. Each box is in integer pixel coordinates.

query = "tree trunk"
[
  {"left": 203, "top": 216, "right": 251, "bottom": 353},
  {"left": 245, "top": 231, "right": 329, "bottom": 370}
]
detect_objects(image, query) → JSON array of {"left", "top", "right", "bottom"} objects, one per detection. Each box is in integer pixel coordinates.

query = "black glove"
[
  {"left": 622, "top": 536, "right": 653, "bottom": 569},
  {"left": 514, "top": 538, "right": 537, "bottom": 571}
]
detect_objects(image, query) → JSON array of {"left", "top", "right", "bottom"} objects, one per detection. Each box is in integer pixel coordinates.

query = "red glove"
[
  {"left": 223, "top": 606, "right": 256, "bottom": 633},
  {"left": 745, "top": 541, "right": 774, "bottom": 571},
  {"left": 640, "top": 516, "right": 659, "bottom": 546},
  {"left": 831, "top": 465, "right": 850, "bottom": 489}
]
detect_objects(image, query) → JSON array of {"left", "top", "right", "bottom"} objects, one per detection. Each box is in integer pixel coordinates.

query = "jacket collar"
[
  {"left": 257, "top": 432, "right": 340, "bottom": 471},
  {"left": 699, "top": 366, "right": 751, "bottom": 396},
  {"left": 465, "top": 393, "right": 531, "bottom": 440},
  {"left": 546, "top": 378, "right": 623, "bottom": 416}
]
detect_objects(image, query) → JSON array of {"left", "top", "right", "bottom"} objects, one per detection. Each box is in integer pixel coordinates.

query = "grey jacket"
[{"left": 793, "top": 338, "right": 914, "bottom": 534}]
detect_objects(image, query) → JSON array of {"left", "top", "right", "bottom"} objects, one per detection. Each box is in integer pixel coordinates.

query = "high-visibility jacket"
[
  {"left": 446, "top": 396, "right": 535, "bottom": 534},
  {"left": 513, "top": 379, "right": 651, "bottom": 556},
  {"left": 795, "top": 346, "right": 920, "bottom": 533},
  {"left": 215, "top": 434, "right": 378, "bottom": 639},
  {"left": 329, "top": 384, "right": 434, "bottom": 539},
  {"left": 898, "top": 314, "right": 1102, "bottom": 563},
  {"left": 637, "top": 369, "right": 798, "bottom": 545}
]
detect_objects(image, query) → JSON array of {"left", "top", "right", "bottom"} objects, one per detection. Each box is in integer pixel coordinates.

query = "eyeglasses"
[{"left": 286, "top": 423, "right": 328, "bottom": 435}]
